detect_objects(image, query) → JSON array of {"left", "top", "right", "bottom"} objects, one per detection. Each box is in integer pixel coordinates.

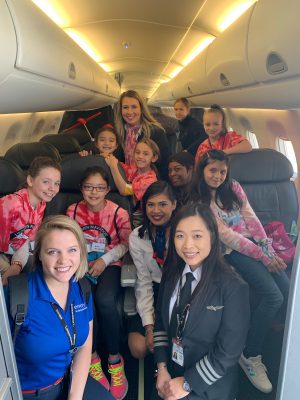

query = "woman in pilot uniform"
[{"left": 153, "top": 203, "right": 250, "bottom": 400}]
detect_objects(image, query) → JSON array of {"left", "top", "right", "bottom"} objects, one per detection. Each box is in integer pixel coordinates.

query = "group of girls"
[{"left": 0, "top": 90, "right": 290, "bottom": 400}]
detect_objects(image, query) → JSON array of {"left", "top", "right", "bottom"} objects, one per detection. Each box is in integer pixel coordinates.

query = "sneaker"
[
  {"left": 108, "top": 356, "right": 128, "bottom": 400},
  {"left": 89, "top": 357, "right": 110, "bottom": 391},
  {"left": 239, "top": 353, "right": 272, "bottom": 393}
]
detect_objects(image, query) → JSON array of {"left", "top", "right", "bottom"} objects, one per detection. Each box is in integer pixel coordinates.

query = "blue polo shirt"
[{"left": 12, "top": 267, "right": 93, "bottom": 390}]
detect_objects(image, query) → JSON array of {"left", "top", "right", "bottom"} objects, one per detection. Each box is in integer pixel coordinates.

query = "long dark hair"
[
  {"left": 138, "top": 181, "right": 176, "bottom": 239},
  {"left": 189, "top": 149, "right": 242, "bottom": 210},
  {"left": 163, "top": 203, "right": 233, "bottom": 305}
]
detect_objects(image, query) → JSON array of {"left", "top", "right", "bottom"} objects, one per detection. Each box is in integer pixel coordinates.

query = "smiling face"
[
  {"left": 27, "top": 167, "right": 61, "bottom": 207},
  {"left": 95, "top": 129, "right": 118, "bottom": 155},
  {"left": 40, "top": 229, "right": 81, "bottom": 286},
  {"left": 174, "top": 215, "right": 211, "bottom": 270},
  {"left": 174, "top": 101, "right": 189, "bottom": 121},
  {"left": 203, "top": 160, "right": 228, "bottom": 190},
  {"left": 81, "top": 173, "right": 109, "bottom": 211},
  {"left": 203, "top": 111, "right": 224, "bottom": 143},
  {"left": 168, "top": 161, "right": 193, "bottom": 187},
  {"left": 121, "top": 96, "right": 142, "bottom": 126},
  {"left": 134, "top": 142, "right": 158, "bottom": 172},
  {"left": 146, "top": 193, "right": 176, "bottom": 226}
]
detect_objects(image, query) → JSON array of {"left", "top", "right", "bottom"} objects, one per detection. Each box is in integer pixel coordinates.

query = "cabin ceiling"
[{"left": 33, "top": 0, "right": 256, "bottom": 99}]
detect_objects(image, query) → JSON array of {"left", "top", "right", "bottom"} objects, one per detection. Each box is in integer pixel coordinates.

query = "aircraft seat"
[
  {"left": 0, "top": 157, "right": 26, "bottom": 197},
  {"left": 62, "top": 127, "right": 92, "bottom": 145},
  {"left": 40, "top": 133, "right": 81, "bottom": 158},
  {"left": 45, "top": 154, "right": 132, "bottom": 219},
  {"left": 229, "top": 149, "right": 298, "bottom": 231},
  {"left": 4, "top": 142, "right": 61, "bottom": 171}
]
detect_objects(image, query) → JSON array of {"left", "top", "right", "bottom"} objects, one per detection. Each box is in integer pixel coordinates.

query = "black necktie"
[
  {"left": 170, "top": 272, "right": 195, "bottom": 338},
  {"left": 178, "top": 272, "right": 195, "bottom": 315}
]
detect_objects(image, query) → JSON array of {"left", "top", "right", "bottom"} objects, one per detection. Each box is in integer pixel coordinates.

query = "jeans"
[
  {"left": 93, "top": 265, "right": 122, "bottom": 355},
  {"left": 225, "top": 251, "right": 289, "bottom": 356}
]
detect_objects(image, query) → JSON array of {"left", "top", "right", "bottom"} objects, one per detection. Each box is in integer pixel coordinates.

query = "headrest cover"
[
  {"left": 229, "top": 149, "right": 294, "bottom": 183},
  {"left": 5, "top": 142, "right": 61, "bottom": 169},
  {"left": 0, "top": 157, "right": 26, "bottom": 194},
  {"left": 60, "top": 154, "right": 125, "bottom": 192},
  {"left": 40, "top": 134, "right": 81, "bottom": 153}
]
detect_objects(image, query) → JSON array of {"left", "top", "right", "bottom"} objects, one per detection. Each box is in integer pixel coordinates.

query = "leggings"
[
  {"left": 92, "top": 265, "right": 122, "bottom": 355},
  {"left": 225, "top": 251, "right": 289, "bottom": 356}
]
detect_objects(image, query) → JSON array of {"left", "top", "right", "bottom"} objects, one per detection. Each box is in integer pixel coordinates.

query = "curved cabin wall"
[
  {"left": 150, "top": 0, "right": 300, "bottom": 110},
  {"left": 0, "top": 0, "right": 120, "bottom": 113}
]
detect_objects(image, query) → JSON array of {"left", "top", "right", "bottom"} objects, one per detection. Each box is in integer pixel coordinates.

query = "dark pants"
[
  {"left": 92, "top": 265, "right": 122, "bottom": 355},
  {"left": 225, "top": 251, "right": 289, "bottom": 356},
  {"left": 22, "top": 375, "right": 114, "bottom": 400}
]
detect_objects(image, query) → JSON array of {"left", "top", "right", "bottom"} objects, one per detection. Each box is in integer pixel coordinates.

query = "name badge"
[
  {"left": 172, "top": 338, "right": 184, "bottom": 366},
  {"left": 91, "top": 242, "right": 105, "bottom": 252}
]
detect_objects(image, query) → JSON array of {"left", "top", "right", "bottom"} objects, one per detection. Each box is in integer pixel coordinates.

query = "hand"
[
  {"left": 166, "top": 377, "right": 189, "bottom": 399},
  {"left": 79, "top": 150, "right": 92, "bottom": 157},
  {"left": 156, "top": 366, "right": 172, "bottom": 399},
  {"left": 89, "top": 258, "right": 106, "bottom": 277},
  {"left": 1, "top": 264, "right": 22, "bottom": 287},
  {"left": 145, "top": 326, "right": 154, "bottom": 353},
  {"left": 266, "top": 256, "right": 287, "bottom": 273},
  {"left": 104, "top": 154, "right": 118, "bottom": 168}
]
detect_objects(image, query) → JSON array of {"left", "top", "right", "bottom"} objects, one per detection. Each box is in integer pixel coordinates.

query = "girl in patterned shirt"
[
  {"left": 0, "top": 156, "right": 61, "bottom": 286},
  {"left": 66, "top": 166, "right": 131, "bottom": 400},
  {"left": 195, "top": 104, "right": 252, "bottom": 164},
  {"left": 190, "top": 149, "right": 289, "bottom": 394}
]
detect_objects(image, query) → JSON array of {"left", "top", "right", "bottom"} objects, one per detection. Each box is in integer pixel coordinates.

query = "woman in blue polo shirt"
[{"left": 9, "top": 215, "right": 114, "bottom": 400}]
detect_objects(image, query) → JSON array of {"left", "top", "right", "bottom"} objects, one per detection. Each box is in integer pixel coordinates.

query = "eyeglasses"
[{"left": 81, "top": 184, "right": 107, "bottom": 192}]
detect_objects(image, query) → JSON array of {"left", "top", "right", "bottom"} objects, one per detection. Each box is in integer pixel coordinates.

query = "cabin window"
[
  {"left": 277, "top": 138, "right": 298, "bottom": 178},
  {"left": 246, "top": 130, "right": 259, "bottom": 149}
]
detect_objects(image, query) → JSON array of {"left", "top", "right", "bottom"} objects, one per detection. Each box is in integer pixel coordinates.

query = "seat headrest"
[
  {"left": 0, "top": 157, "right": 26, "bottom": 195},
  {"left": 229, "top": 149, "right": 294, "bottom": 183},
  {"left": 40, "top": 134, "right": 81, "bottom": 154},
  {"left": 60, "top": 154, "right": 124, "bottom": 192},
  {"left": 5, "top": 142, "right": 61, "bottom": 169},
  {"left": 63, "top": 128, "right": 92, "bottom": 145}
]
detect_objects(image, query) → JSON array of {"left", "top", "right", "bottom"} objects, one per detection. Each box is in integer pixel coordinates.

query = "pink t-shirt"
[
  {"left": 0, "top": 188, "right": 45, "bottom": 253},
  {"left": 195, "top": 131, "right": 246, "bottom": 164},
  {"left": 66, "top": 199, "right": 131, "bottom": 267}
]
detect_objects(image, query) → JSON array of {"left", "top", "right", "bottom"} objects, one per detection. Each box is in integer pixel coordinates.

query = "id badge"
[
  {"left": 172, "top": 338, "right": 184, "bottom": 366},
  {"left": 91, "top": 242, "right": 105, "bottom": 252}
]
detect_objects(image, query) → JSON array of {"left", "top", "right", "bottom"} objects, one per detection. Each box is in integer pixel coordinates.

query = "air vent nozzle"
[
  {"left": 220, "top": 73, "right": 230, "bottom": 87},
  {"left": 267, "top": 52, "right": 288, "bottom": 75}
]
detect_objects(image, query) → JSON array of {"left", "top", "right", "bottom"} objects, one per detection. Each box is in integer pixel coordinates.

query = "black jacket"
[
  {"left": 154, "top": 270, "right": 250, "bottom": 400},
  {"left": 179, "top": 115, "right": 207, "bottom": 154}
]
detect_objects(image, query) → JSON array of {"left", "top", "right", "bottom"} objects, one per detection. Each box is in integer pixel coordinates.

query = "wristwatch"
[{"left": 183, "top": 380, "right": 191, "bottom": 392}]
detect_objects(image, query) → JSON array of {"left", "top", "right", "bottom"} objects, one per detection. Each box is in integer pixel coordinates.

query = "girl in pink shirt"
[
  {"left": 190, "top": 149, "right": 289, "bottom": 394},
  {"left": 195, "top": 104, "right": 252, "bottom": 164},
  {"left": 0, "top": 156, "right": 61, "bottom": 286},
  {"left": 67, "top": 166, "right": 131, "bottom": 400}
]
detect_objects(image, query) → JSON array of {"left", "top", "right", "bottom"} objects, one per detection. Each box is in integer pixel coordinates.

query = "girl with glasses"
[{"left": 66, "top": 166, "right": 131, "bottom": 400}]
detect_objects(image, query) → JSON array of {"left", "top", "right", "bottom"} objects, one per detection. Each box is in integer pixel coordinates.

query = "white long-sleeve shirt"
[{"left": 129, "top": 227, "right": 162, "bottom": 327}]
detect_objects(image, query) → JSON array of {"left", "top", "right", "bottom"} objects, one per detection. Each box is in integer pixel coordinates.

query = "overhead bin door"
[
  {"left": 206, "top": 5, "right": 256, "bottom": 91},
  {"left": 0, "top": 1, "right": 17, "bottom": 85},
  {"left": 248, "top": 0, "right": 300, "bottom": 83}
]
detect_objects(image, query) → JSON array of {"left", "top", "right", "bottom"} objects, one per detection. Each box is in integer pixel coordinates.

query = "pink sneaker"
[
  {"left": 108, "top": 356, "right": 128, "bottom": 400},
  {"left": 89, "top": 357, "right": 110, "bottom": 391}
]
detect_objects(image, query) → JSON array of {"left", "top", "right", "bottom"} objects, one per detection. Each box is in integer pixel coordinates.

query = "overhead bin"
[
  {"left": 205, "top": 4, "right": 256, "bottom": 91},
  {"left": 248, "top": 0, "right": 300, "bottom": 83},
  {"left": 0, "top": 0, "right": 120, "bottom": 113}
]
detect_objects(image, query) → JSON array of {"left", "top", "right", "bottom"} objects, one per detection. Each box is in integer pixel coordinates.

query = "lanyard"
[
  {"left": 174, "top": 276, "right": 199, "bottom": 341},
  {"left": 51, "top": 303, "right": 77, "bottom": 354}
]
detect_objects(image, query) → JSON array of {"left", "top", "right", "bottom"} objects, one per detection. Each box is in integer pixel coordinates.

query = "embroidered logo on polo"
[{"left": 74, "top": 303, "right": 88, "bottom": 312}]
